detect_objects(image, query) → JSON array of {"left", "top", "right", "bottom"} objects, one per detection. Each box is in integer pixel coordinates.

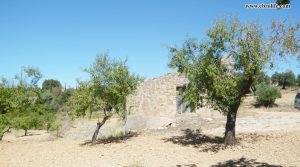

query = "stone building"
[
  {"left": 125, "top": 57, "right": 232, "bottom": 130},
  {"left": 127, "top": 72, "right": 189, "bottom": 117}
]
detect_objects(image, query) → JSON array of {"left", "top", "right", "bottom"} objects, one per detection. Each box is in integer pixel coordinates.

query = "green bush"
[
  {"left": 111, "top": 123, "right": 124, "bottom": 138},
  {"left": 49, "top": 121, "right": 62, "bottom": 137},
  {"left": 0, "top": 115, "right": 9, "bottom": 140},
  {"left": 255, "top": 83, "right": 281, "bottom": 107},
  {"left": 10, "top": 112, "right": 40, "bottom": 136}
]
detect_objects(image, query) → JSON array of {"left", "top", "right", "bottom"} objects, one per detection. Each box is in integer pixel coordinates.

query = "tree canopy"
[
  {"left": 14, "top": 66, "right": 43, "bottom": 87},
  {"left": 169, "top": 16, "right": 300, "bottom": 144},
  {"left": 0, "top": 68, "right": 56, "bottom": 139},
  {"left": 271, "top": 71, "right": 296, "bottom": 89},
  {"left": 42, "top": 79, "right": 62, "bottom": 91},
  {"left": 69, "top": 53, "right": 142, "bottom": 143}
]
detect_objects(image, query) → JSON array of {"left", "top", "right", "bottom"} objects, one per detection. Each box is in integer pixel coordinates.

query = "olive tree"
[
  {"left": 271, "top": 71, "right": 296, "bottom": 89},
  {"left": 169, "top": 16, "right": 300, "bottom": 144},
  {"left": 69, "top": 54, "right": 142, "bottom": 143}
]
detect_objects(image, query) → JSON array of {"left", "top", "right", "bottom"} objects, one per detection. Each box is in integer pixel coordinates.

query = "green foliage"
[
  {"left": 296, "top": 74, "right": 300, "bottom": 86},
  {"left": 0, "top": 86, "right": 14, "bottom": 114},
  {"left": 276, "top": 0, "right": 291, "bottom": 5},
  {"left": 169, "top": 17, "right": 266, "bottom": 113},
  {"left": 169, "top": 16, "right": 300, "bottom": 115},
  {"left": 57, "top": 88, "right": 74, "bottom": 105},
  {"left": 0, "top": 86, "right": 20, "bottom": 139},
  {"left": 39, "top": 87, "right": 73, "bottom": 112},
  {"left": 271, "top": 71, "right": 296, "bottom": 89},
  {"left": 255, "top": 72, "right": 270, "bottom": 85},
  {"left": 251, "top": 71, "right": 271, "bottom": 92},
  {"left": 0, "top": 68, "right": 57, "bottom": 139},
  {"left": 69, "top": 53, "right": 142, "bottom": 120},
  {"left": 49, "top": 121, "right": 62, "bottom": 131},
  {"left": 0, "top": 115, "right": 9, "bottom": 140},
  {"left": 42, "top": 79, "right": 62, "bottom": 90},
  {"left": 11, "top": 113, "right": 38, "bottom": 135},
  {"left": 49, "top": 121, "right": 62, "bottom": 137},
  {"left": 43, "top": 112, "right": 57, "bottom": 131},
  {"left": 42, "top": 79, "right": 62, "bottom": 94},
  {"left": 255, "top": 83, "right": 282, "bottom": 107},
  {"left": 23, "top": 67, "right": 43, "bottom": 87},
  {"left": 68, "top": 84, "right": 91, "bottom": 117},
  {"left": 169, "top": 16, "right": 300, "bottom": 143},
  {"left": 40, "top": 90, "right": 54, "bottom": 104},
  {"left": 8, "top": 101, "right": 56, "bottom": 136},
  {"left": 14, "top": 67, "right": 42, "bottom": 87},
  {"left": 0, "top": 115, "right": 9, "bottom": 129}
]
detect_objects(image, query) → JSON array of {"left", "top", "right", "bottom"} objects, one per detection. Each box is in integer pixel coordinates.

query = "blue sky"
[{"left": 0, "top": 0, "right": 299, "bottom": 87}]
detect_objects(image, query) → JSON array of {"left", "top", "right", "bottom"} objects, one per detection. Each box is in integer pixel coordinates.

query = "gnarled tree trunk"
[
  {"left": 282, "top": 82, "right": 286, "bottom": 89},
  {"left": 224, "top": 74, "right": 256, "bottom": 145},
  {"left": 282, "top": 78, "right": 287, "bottom": 89},
  {"left": 224, "top": 101, "right": 241, "bottom": 145},
  {"left": 91, "top": 115, "right": 109, "bottom": 144}
]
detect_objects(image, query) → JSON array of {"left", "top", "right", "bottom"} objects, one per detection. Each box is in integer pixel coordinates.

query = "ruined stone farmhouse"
[
  {"left": 127, "top": 56, "right": 233, "bottom": 117},
  {"left": 127, "top": 72, "right": 189, "bottom": 117}
]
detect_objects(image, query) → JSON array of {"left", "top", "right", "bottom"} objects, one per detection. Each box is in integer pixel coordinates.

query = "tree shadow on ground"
[
  {"left": 80, "top": 132, "right": 138, "bottom": 146},
  {"left": 212, "top": 157, "right": 282, "bottom": 167},
  {"left": 163, "top": 128, "right": 225, "bottom": 152},
  {"left": 20, "top": 132, "right": 43, "bottom": 137},
  {"left": 253, "top": 102, "right": 278, "bottom": 108}
]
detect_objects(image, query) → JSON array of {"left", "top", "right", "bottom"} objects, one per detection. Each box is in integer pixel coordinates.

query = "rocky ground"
[{"left": 0, "top": 90, "right": 300, "bottom": 167}]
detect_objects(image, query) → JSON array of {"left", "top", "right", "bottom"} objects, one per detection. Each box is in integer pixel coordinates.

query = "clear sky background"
[{"left": 0, "top": 0, "right": 299, "bottom": 87}]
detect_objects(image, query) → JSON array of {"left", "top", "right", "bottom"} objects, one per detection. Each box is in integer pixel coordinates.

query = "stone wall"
[{"left": 127, "top": 72, "right": 188, "bottom": 117}]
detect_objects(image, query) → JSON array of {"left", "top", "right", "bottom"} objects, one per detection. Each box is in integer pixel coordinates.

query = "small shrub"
[
  {"left": 10, "top": 112, "right": 40, "bottom": 136},
  {"left": 255, "top": 83, "right": 281, "bottom": 107},
  {"left": 111, "top": 125, "right": 123, "bottom": 138},
  {"left": 49, "top": 121, "right": 62, "bottom": 137},
  {"left": 42, "top": 112, "right": 56, "bottom": 131}
]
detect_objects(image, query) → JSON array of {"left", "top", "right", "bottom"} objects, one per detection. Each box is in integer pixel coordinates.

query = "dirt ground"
[{"left": 1, "top": 90, "right": 300, "bottom": 167}]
